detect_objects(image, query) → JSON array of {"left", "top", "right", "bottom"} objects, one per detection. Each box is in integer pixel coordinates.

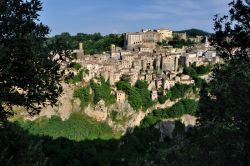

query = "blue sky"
[{"left": 40, "top": 0, "right": 231, "bottom": 36}]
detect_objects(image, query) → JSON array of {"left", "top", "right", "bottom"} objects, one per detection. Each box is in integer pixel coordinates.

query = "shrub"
[
  {"left": 17, "top": 113, "right": 120, "bottom": 141},
  {"left": 140, "top": 99, "right": 198, "bottom": 128},
  {"left": 169, "top": 84, "right": 193, "bottom": 101},
  {"left": 73, "top": 87, "right": 90, "bottom": 108},
  {"left": 90, "top": 79, "right": 116, "bottom": 105},
  {"left": 70, "top": 62, "right": 82, "bottom": 70},
  {"left": 68, "top": 69, "right": 84, "bottom": 84},
  {"left": 116, "top": 80, "right": 154, "bottom": 111}
]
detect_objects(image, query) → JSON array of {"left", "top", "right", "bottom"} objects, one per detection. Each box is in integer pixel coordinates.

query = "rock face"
[
  {"left": 107, "top": 101, "right": 138, "bottom": 132},
  {"left": 57, "top": 83, "right": 75, "bottom": 120},
  {"left": 23, "top": 81, "right": 197, "bottom": 136},
  {"left": 155, "top": 99, "right": 176, "bottom": 109},
  {"left": 85, "top": 100, "right": 108, "bottom": 122},
  {"left": 155, "top": 119, "right": 176, "bottom": 141},
  {"left": 21, "top": 82, "right": 75, "bottom": 121},
  {"left": 155, "top": 114, "right": 197, "bottom": 141},
  {"left": 181, "top": 114, "right": 197, "bottom": 131}
]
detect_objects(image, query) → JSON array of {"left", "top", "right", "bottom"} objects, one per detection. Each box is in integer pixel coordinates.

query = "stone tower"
[
  {"left": 111, "top": 44, "right": 116, "bottom": 53},
  {"left": 77, "top": 42, "right": 84, "bottom": 60},
  {"left": 174, "top": 56, "right": 179, "bottom": 72},
  {"left": 156, "top": 54, "right": 161, "bottom": 70},
  {"left": 79, "top": 42, "right": 84, "bottom": 55},
  {"left": 205, "top": 36, "right": 209, "bottom": 48}
]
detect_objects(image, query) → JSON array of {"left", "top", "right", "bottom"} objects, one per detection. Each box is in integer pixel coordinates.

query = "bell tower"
[{"left": 79, "top": 42, "right": 84, "bottom": 55}]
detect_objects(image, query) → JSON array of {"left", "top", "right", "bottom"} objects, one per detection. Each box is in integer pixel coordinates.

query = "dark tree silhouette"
[
  {"left": 212, "top": 0, "right": 250, "bottom": 60},
  {"left": 146, "top": 1, "right": 250, "bottom": 165},
  {"left": 0, "top": 0, "right": 62, "bottom": 122}
]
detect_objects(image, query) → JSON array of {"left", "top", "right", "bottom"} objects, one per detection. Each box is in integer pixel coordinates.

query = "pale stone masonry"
[
  {"left": 72, "top": 28, "right": 220, "bottom": 100},
  {"left": 173, "top": 32, "right": 187, "bottom": 40},
  {"left": 125, "top": 31, "right": 161, "bottom": 50},
  {"left": 117, "top": 91, "right": 126, "bottom": 103},
  {"left": 155, "top": 28, "right": 173, "bottom": 40}
]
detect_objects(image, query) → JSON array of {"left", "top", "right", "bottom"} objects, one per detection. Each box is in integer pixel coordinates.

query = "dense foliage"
[
  {"left": 158, "top": 83, "right": 195, "bottom": 104},
  {"left": 1, "top": 1, "right": 250, "bottom": 166},
  {"left": 135, "top": 80, "right": 155, "bottom": 110},
  {"left": 49, "top": 32, "right": 124, "bottom": 55},
  {"left": 73, "top": 87, "right": 91, "bottom": 108},
  {"left": 175, "top": 28, "right": 211, "bottom": 37},
  {"left": 183, "top": 63, "right": 212, "bottom": 78},
  {"left": 116, "top": 80, "right": 154, "bottom": 110},
  {"left": 69, "top": 62, "right": 82, "bottom": 70},
  {"left": 16, "top": 113, "right": 119, "bottom": 141},
  {"left": 169, "top": 84, "right": 194, "bottom": 101},
  {"left": 66, "top": 69, "right": 84, "bottom": 84},
  {"left": 1, "top": 121, "right": 162, "bottom": 166},
  {"left": 0, "top": 0, "right": 62, "bottom": 121},
  {"left": 141, "top": 99, "right": 198, "bottom": 128},
  {"left": 146, "top": 1, "right": 250, "bottom": 165},
  {"left": 182, "top": 63, "right": 211, "bottom": 88},
  {"left": 90, "top": 78, "right": 116, "bottom": 105},
  {"left": 168, "top": 37, "right": 194, "bottom": 48}
]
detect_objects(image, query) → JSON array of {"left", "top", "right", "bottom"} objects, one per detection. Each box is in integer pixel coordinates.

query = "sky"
[{"left": 40, "top": 0, "right": 232, "bottom": 36}]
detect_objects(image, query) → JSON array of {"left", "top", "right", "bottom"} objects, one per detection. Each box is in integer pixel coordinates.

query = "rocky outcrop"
[
  {"left": 20, "top": 82, "right": 75, "bottom": 121},
  {"left": 57, "top": 83, "right": 75, "bottom": 120},
  {"left": 155, "top": 99, "right": 177, "bottom": 109},
  {"left": 155, "top": 119, "right": 176, "bottom": 141},
  {"left": 21, "top": 80, "right": 197, "bottom": 136},
  {"left": 155, "top": 114, "right": 197, "bottom": 141},
  {"left": 85, "top": 100, "right": 108, "bottom": 122},
  {"left": 181, "top": 114, "right": 197, "bottom": 131},
  {"left": 107, "top": 101, "right": 137, "bottom": 132}
]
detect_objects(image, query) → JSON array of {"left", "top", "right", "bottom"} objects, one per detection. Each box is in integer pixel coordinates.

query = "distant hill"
[{"left": 175, "top": 28, "right": 211, "bottom": 37}]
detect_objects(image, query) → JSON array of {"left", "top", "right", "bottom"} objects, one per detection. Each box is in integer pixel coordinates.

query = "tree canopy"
[
  {"left": 153, "top": 1, "right": 250, "bottom": 165},
  {"left": 0, "top": 0, "right": 62, "bottom": 121},
  {"left": 175, "top": 28, "right": 211, "bottom": 37},
  {"left": 49, "top": 32, "right": 124, "bottom": 55}
]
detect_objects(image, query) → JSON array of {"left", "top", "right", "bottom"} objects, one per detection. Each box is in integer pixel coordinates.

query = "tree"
[
  {"left": 199, "top": 0, "right": 250, "bottom": 146},
  {"left": 46, "top": 32, "right": 75, "bottom": 61},
  {"left": 175, "top": 0, "right": 250, "bottom": 164},
  {"left": 212, "top": 0, "right": 250, "bottom": 61},
  {"left": 0, "top": 0, "right": 62, "bottom": 122},
  {"left": 143, "top": 1, "right": 250, "bottom": 165},
  {"left": 182, "top": 1, "right": 250, "bottom": 164}
]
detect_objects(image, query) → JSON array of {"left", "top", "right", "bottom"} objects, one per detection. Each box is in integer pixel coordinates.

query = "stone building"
[
  {"left": 110, "top": 44, "right": 122, "bottom": 59},
  {"left": 145, "top": 73, "right": 153, "bottom": 83},
  {"left": 140, "top": 47, "right": 153, "bottom": 53},
  {"left": 155, "top": 29, "right": 173, "bottom": 40},
  {"left": 189, "top": 35, "right": 204, "bottom": 43},
  {"left": 173, "top": 32, "right": 187, "bottom": 41},
  {"left": 155, "top": 54, "right": 162, "bottom": 70},
  {"left": 74, "top": 42, "right": 85, "bottom": 61},
  {"left": 155, "top": 78, "right": 163, "bottom": 89},
  {"left": 125, "top": 31, "right": 161, "bottom": 49},
  {"left": 162, "top": 55, "right": 179, "bottom": 72},
  {"left": 125, "top": 32, "right": 143, "bottom": 48},
  {"left": 117, "top": 91, "right": 126, "bottom": 103},
  {"left": 151, "top": 90, "right": 158, "bottom": 101}
]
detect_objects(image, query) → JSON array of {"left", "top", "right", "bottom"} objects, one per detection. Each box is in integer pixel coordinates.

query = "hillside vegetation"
[
  {"left": 48, "top": 32, "right": 124, "bottom": 55},
  {"left": 16, "top": 113, "right": 121, "bottom": 141},
  {"left": 175, "top": 28, "right": 211, "bottom": 37}
]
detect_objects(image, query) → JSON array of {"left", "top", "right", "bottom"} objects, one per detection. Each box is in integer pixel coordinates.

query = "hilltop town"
[
  {"left": 2, "top": 1, "right": 249, "bottom": 165},
  {"left": 72, "top": 28, "right": 219, "bottom": 103},
  {"left": 16, "top": 28, "right": 221, "bottom": 132}
]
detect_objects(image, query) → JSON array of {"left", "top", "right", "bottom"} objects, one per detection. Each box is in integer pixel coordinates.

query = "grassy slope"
[{"left": 16, "top": 113, "right": 121, "bottom": 141}]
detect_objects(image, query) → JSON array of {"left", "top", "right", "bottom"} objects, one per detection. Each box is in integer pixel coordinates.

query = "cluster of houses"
[{"left": 73, "top": 28, "right": 220, "bottom": 103}]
